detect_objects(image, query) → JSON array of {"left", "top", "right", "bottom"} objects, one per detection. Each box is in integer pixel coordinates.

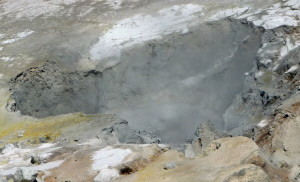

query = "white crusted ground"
[
  {"left": 2, "top": 30, "right": 34, "bottom": 45},
  {"left": 209, "top": 7, "right": 249, "bottom": 21},
  {"left": 88, "top": 0, "right": 300, "bottom": 67},
  {"left": 0, "top": 143, "right": 63, "bottom": 176},
  {"left": 0, "top": 0, "right": 81, "bottom": 19},
  {"left": 89, "top": 4, "right": 205, "bottom": 64},
  {"left": 0, "top": 0, "right": 299, "bottom": 71},
  {"left": 92, "top": 147, "right": 132, "bottom": 170}
]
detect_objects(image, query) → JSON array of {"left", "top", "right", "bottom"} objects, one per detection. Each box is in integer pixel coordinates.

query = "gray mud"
[{"left": 8, "top": 19, "right": 263, "bottom": 143}]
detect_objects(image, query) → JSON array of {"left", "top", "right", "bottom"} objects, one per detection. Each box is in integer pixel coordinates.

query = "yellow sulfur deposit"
[{"left": 0, "top": 112, "right": 97, "bottom": 147}]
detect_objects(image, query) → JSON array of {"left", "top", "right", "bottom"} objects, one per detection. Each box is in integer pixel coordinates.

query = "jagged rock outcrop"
[
  {"left": 220, "top": 164, "right": 270, "bottom": 182},
  {"left": 194, "top": 121, "right": 229, "bottom": 148},
  {"left": 9, "top": 168, "right": 38, "bottom": 182},
  {"left": 185, "top": 121, "right": 229, "bottom": 158},
  {"left": 7, "top": 60, "right": 102, "bottom": 118},
  {"left": 250, "top": 92, "right": 300, "bottom": 181},
  {"left": 101, "top": 120, "right": 161, "bottom": 144},
  {"left": 122, "top": 136, "right": 268, "bottom": 182},
  {"left": 224, "top": 26, "right": 300, "bottom": 135}
]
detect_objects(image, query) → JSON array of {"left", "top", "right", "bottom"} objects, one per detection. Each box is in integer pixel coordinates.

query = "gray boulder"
[
  {"left": 13, "top": 168, "right": 38, "bottom": 182},
  {"left": 7, "top": 60, "right": 102, "bottom": 118},
  {"left": 194, "top": 121, "right": 229, "bottom": 149},
  {"left": 101, "top": 120, "right": 161, "bottom": 144},
  {"left": 185, "top": 121, "right": 230, "bottom": 158}
]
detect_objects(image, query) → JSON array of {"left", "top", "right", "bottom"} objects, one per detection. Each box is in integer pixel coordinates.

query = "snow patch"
[
  {"left": 260, "top": 59, "right": 272, "bottom": 66},
  {"left": 1, "top": 144, "right": 18, "bottom": 155},
  {"left": 0, "top": 0, "right": 80, "bottom": 19},
  {"left": 209, "top": 7, "right": 249, "bottom": 20},
  {"left": 25, "top": 160, "right": 64, "bottom": 171},
  {"left": 0, "top": 160, "right": 64, "bottom": 176},
  {"left": 255, "top": 71, "right": 264, "bottom": 78},
  {"left": 0, "top": 143, "right": 62, "bottom": 176},
  {"left": 1, "top": 57, "right": 14, "bottom": 62},
  {"left": 17, "top": 30, "right": 35, "bottom": 39},
  {"left": 257, "top": 119, "right": 269, "bottom": 128},
  {"left": 38, "top": 143, "right": 56, "bottom": 149},
  {"left": 182, "top": 28, "right": 189, "bottom": 34},
  {"left": 285, "top": 0, "right": 300, "bottom": 9},
  {"left": 257, "top": 15, "right": 297, "bottom": 29},
  {"left": 2, "top": 30, "right": 34, "bottom": 45},
  {"left": 0, "top": 144, "right": 33, "bottom": 168},
  {"left": 248, "top": 3, "right": 300, "bottom": 29},
  {"left": 89, "top": 4, "right": 204, "bottom": 63},
  {"left": 285, "top": 65, "right": 299, "bottom": 73},
  {"left": 92, "top": 147, "right": 132, "bottom": 170}
]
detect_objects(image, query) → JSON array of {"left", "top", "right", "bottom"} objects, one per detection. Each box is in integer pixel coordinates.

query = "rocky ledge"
[{"left": 0, "top": 120, "right": 270, "bottom": 182}]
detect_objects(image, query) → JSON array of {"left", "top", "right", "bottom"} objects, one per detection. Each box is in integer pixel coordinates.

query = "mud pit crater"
[{"left": 7, "top": 20, "right": 263, "bottom": 143}]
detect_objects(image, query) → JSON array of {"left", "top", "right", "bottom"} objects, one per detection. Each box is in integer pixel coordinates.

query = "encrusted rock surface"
[
  {"left": 101, "top": 120, "right": 161, "bottom": 144},
  {"left": 8, "top": 60, "right": 102, "bottom": 118},
  {"left": 10, "top": 168, "right": 38, "bottom": 182},
  {"left": 224, "top": 26, "right": 300, "bottom": 136}
]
